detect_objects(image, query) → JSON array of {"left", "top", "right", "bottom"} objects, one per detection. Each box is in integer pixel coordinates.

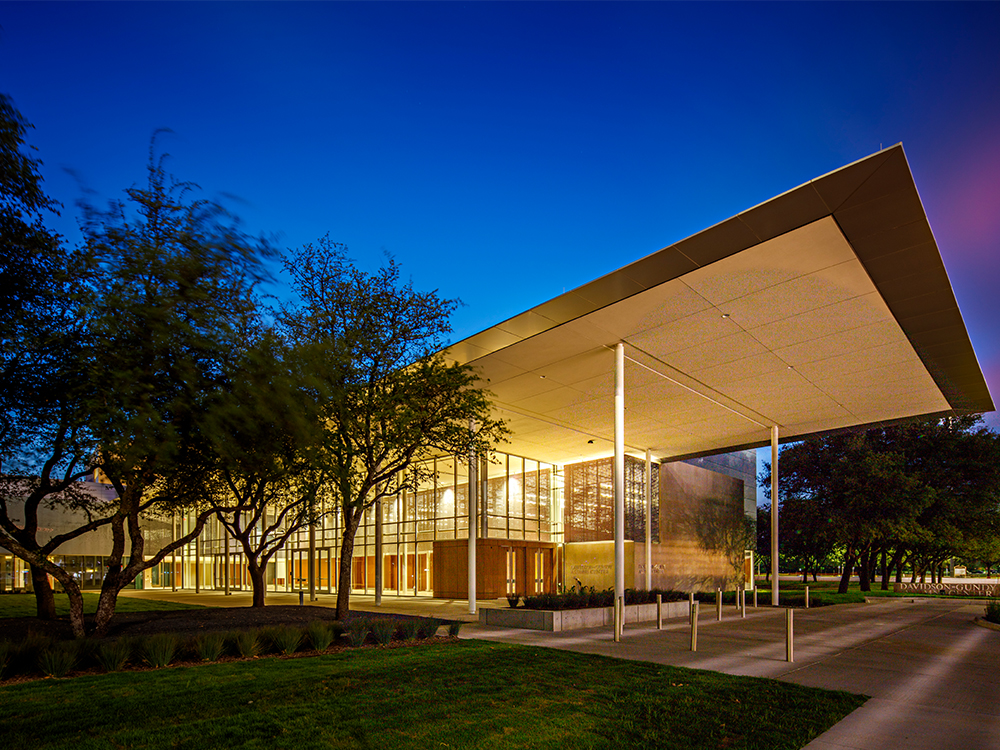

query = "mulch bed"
[{"left": 1, "top": 605, "right": 430, "bottom": 642}]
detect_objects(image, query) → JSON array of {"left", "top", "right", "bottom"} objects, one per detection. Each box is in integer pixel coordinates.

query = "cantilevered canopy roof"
[{"left": 445, "top": 145, "right": 995, "bottom": 465}]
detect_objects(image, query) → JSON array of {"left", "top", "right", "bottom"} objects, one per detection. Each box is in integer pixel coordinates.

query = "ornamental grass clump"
[
  {"left": 417, "top": 618, "right": 443, "bottom": 639},
  {"left": 0, "top": 640, "right": 10, "bottom": 679},
  {"left": 271, "top": 625, "right": 304, "bottom": 655},
  {"left": 38, "top": 641, "right": 79, "bottom": 678},
  {"left": 97, "top": 638, "right": 133, "bottom": 672},
  {"left": 143, "top": 633, "right": 179, "bottom": 668},
  {"left": 234, "top": 630, "right": 262, "bottom": 658},
  {"left": 985, "top": 600, "right": 1000, "bottom": 625},
  {"left": 370, "top": 618, "right": 397, "bottom": 645},
  {"left": 397, "top": 619, "right": 419, "bottom": 642},
  {"left": 306, "top": 621, "right": 334, "bottom": 652},
  {"left": 194, "top": 632, "right": 226, "bottom": 662},
  {"left": 13, "top": 632, "right": 53, "bottom": 676},
  {"left": 346, "top": 618, "right": 370, "bottom": 647}
]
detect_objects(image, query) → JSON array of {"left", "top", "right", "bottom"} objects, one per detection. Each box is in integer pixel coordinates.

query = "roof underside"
[{"left": 445, "top": 145, "right": 995, "bottom": 465}]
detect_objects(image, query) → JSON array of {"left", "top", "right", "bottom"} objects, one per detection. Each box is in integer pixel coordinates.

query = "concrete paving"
[{"left": 119, "top": 589, "right": 1000, "bottom": 749}]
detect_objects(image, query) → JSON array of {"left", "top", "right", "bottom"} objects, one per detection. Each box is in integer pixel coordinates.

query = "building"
[{"left": 3, "top": 146, "right": 993, "bottom": 605}]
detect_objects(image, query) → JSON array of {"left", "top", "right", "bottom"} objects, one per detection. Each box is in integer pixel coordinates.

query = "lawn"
[
  {"left": 0, "top": 639, "right": 864, "bottom": 750},
  {"left": 0, "top": 592, "right": 205, "bottom": 618},
  {"left": 749, "top": 579, "right": 994, "bottom": 607}
]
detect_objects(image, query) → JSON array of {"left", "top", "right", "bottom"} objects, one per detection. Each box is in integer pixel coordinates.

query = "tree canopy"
[{"left": 762, "top": 416, "right": 1000, "bottom": 593}]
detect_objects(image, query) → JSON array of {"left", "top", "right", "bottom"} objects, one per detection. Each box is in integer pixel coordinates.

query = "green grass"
[
  {"left": 750, "top": 579, "right": 994, "bottom": 607},
  {"left": 0, "top": 592, "right": 204, "bottom": 619},
  {"left": 0, "top": 640, "right": 865, "bottom": 750}
]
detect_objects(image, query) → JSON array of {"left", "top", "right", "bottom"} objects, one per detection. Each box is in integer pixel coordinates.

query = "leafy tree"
[
  {"left": 279, "top": 237, "right": 507, "bottom": 619},
  {"left": 755, "top": 503, "right": 770, "bottom": 582},
  {"left": 0, "top": 94, "right": 105, "bottom": 624},
  {"left": 763, "top": 416, "right": 1000, "bottom": 595},
  {"left": 206, "top": 308, "right": 326, "bottom": 607}
]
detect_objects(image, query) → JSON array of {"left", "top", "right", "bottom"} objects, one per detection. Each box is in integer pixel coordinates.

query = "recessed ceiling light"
[
  {"left": 721, "top": 313, "right": 730, "bottom": 319},
  {"left": 587, "top": 439, "right": 594, "bottom": 444}
]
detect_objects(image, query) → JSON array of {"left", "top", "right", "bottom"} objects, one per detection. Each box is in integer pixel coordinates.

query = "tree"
[
  {"left": 206, "top": 308, "right": 326, "bottom": 607},
  {"left": 2, "top": 143, "right": 273, "bottom": 637},
  {"left": 279, "top": 237, "right": 507, "bottom": 619},
  {"left": 755, "top": 503, "right": 770, "bottom": 582},
  {"left": 0, "top": 94, "right": 106, "bottom": 624},
  {"left": 763, "top": 416, "right": 1000, "bottom": 595}
]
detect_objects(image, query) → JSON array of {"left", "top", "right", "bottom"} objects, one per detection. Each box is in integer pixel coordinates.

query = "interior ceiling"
[{"left": 444, "top": 146, "right": 994, "bottom": 466}]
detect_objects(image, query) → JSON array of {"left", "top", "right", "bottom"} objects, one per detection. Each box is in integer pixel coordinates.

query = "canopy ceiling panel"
[{"left": 446, "top": 145, "right": 994, "bottom": 465}]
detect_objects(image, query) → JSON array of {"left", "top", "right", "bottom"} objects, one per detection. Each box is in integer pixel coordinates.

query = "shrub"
[
  {"left": 194, "top": 632, "right": 226, "bottom": 662},
  {"left": 271, "top": 625, "right": 304, "bottom": 655},
  {"left": 0, "top": 640, "right": 10, "bottom": 679},
  {"left": 97, "top": 638, "right": 133, "bottom": 672},
  {"left": 306, "top": 621, "right": 334, "bottom": 652},
  {"left": 370, "top": 618, "right": 397, "bottom": 645},
  {"left": 12, "top": 632, "right": 53, "bottom": 675},
  {"left": 417, "top": 618, "right": 443, "bottom": 639},
  {"left": 506, "top": 593, "right": 520, "bottom": 608},
  {"left": 330, "top": 621, "right": 345, "bottom": 641},
  {"left": 234, "top": 630, "right": 262, "bottom": 658},
  {"left": 143, "top": 633, "right": 179, "bottom": 668},
  {"left": 985, "top": 600, "right": 1000, "bottom": 625},
  {"left": 347, "top": 619, "right": 370, "bottom": 647},
  {"left": 447, "top": 621, "right": 462, "bottom": 637},
  {"left": 397, "top": 619, "right": 419, "bottom": 642},
  {"left": 39, "top": 642, "right": 79, "bottom": 678}
]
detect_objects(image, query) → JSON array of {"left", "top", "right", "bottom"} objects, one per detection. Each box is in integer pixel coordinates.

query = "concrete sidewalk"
[{"left": 464, "top": 598, "right": 1000, "bottom": 750}]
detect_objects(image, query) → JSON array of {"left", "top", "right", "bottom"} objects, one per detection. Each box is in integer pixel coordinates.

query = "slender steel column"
[
  {"left": 614, "top": 343, "right": 625, "bottom": 623},
  {"left": 375, "top": 498, "right": 383, "bottom": 606},
  {"left": 771, "top": 425, "right": 780, "bottom": 606},
  {"left": 308, "top": 521, "right": 316, "bottom": 601},
  {"left": 171, "top": 513, "right": 177, "bottom": 592},
  {"left": 645, "top": 448, "right": 652, "bottom": 591},
  {"left": 468, "top": 439, "right": 478, "bottom": 615},
  {"left": 195, "top": 531, "right": 200, "bottom": 594}
]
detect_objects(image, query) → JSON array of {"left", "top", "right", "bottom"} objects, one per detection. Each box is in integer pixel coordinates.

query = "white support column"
[
  {"left": 374, "top": 498, "right": 383, "bottom": 606},
  {"left": 645, "top": 448, "right": 652, "bottom": 591},
  {"left": 771, "top": 425, "right": 780, "bottom": 606},
  {"left": 308, "top": 521, "right": 316, "bottom": 601},
  {"left": 468, "top": 435, "right": 478, "bottom": 615},
  {"left": 614, "top": 343, "right": 625, "bottom": 616}
]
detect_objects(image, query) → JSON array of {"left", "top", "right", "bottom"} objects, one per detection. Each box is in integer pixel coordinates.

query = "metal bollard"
[
  {"left": 740, "top": 587, "right": 746, "bottom": 618},
  {"left": 716, "top": 588, "right": 722, "bottom": 621},
  {"left": 298, "top": 590, "right": 304, "bottom": 606},
  {"left": 805, "top": 585, "right": 810, "bottom": 609},
  {"left": 753, "top": 586, "right": 758, "bottom": 608},
  {"left": 656, "top": 593, "right": 663, "bottom": 630},
  {"left": 786, "top": 608, "right": 794, "bottom": 662},
  {"left": 690, "top": 600, "right": 699, "bottom": 651}
]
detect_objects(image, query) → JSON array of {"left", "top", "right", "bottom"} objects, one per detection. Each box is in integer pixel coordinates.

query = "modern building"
[{"left": 3, "top": 145, "right": 994, "bottom": 606}]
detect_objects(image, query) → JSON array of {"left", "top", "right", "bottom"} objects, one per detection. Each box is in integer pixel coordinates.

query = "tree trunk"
[
  {"left": 858, "top": 548, "right": 872, "bottom": 592},
  {"left": 335, "top": 510, "right": 361, "bottom": 620},
  {"left": 92, "top": 564, "right": 126, "bottom": 637},
  {"left": 30, "top": 564, "right": 57, "bottom": 620},
  {"left": 248, "top": 561, "right": 266, "bottom": 607},
  {"left": 838, "top": 550, "right": 855, "bottom": 594},
  {"left": 879, "top": 549, "right": 889, "bottom": 590}
]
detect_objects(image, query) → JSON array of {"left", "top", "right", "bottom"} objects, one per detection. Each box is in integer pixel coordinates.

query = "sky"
[{"left": 2, "top": 1, "right": 999, "bottom": 475}]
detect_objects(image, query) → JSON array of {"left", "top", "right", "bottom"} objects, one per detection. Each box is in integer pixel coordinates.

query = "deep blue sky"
[{"left": 3, "top": 2, "right": 999, "bottom": 455}]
